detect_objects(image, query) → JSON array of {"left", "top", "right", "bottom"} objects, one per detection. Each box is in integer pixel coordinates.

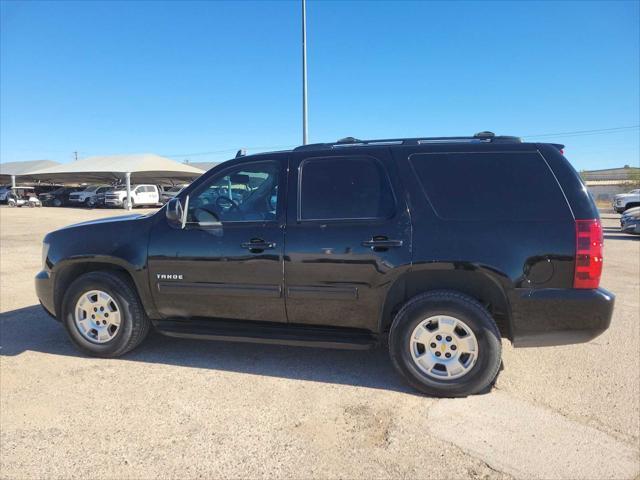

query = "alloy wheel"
[
  {"left": 74, "top": 290, "right": 122, "bottom": 343},
  {"left": 409, "top": 315, "right": 479, "bottom": 380}
]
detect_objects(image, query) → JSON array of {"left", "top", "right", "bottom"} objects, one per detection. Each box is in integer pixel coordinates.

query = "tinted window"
[
  {"left": 409, "top": 152, "right": 570, "bottom": 221},
  {"left": 299, "top": 156, "right": 395, "bottom": 220}
]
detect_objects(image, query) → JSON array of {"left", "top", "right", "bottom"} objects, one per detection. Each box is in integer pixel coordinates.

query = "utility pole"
[
  {"left": 302, "top": 0, "right": 308, "bottom": 145},
  {"left": 73, "top": 151, "right": 78, "bottom": 161}
]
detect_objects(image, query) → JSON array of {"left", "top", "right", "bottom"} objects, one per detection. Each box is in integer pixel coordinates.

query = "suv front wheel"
[
  {"left": 389, "top": 290, "right": 502, "bottom": 397},
  {"left": 61, "top": 271, "right": 150, "bottom": 357}
]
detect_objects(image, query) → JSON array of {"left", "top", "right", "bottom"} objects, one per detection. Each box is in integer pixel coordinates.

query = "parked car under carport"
[{"left": 39, "top": 186, "right": 84, "bottom": 207}]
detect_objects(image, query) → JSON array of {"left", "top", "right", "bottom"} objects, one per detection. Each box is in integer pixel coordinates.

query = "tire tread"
[
  {"left": 389, "top": 290, "right": 502, "bottom": 397},
  {"left": 62, "top": 270, "right": 150, "bottom": 357}
]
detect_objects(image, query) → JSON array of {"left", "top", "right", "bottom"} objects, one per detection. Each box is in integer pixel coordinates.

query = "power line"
[
  {"left": 162, "top": 144, "right": 298, "bottom": 158},
  {"left": 161, "top": 126, "right": 639, "bottom": 159},
  {"left": 521, "top": 125, "right": 639, "bottom": 139}
]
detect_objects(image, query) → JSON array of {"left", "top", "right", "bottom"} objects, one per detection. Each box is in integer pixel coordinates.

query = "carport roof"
[
  {"left": 188, "top": 161, "right": 223, "bottom": 173},
  {"left": 26, "top": 153, "right": 204, "bottom": 185},
  {"left": 0, "top": 160, "right": 60, "bottom": 183}
]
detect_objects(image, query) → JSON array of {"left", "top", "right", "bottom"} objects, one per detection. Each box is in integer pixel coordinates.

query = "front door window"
[{"left": 187, "top": 162, "right": 279, "bottom": 224}]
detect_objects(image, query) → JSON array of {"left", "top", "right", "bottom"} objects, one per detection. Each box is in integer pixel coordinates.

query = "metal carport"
[
  {"left": 27, "top": 153, "right": 204, "bottom": 210},
  {"left": 0, "top": 160, "right": 61, "bottom": 187}
]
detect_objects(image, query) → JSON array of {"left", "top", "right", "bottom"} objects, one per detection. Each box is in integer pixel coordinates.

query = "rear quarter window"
[{"left": 409, "top": 152, "right": 571, "bottom": 221}]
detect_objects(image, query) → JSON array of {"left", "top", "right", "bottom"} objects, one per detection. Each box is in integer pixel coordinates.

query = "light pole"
[{"left": 302, "top": 0, "right": 308, "bottom": 145}]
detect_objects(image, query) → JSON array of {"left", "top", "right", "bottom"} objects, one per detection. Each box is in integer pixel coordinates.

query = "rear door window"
[
  {"left": 409, "top": 152, "right": 571, "bottom": 221},
  {"left": 299, "top": 156, "right": 395, "bottom": 221}
]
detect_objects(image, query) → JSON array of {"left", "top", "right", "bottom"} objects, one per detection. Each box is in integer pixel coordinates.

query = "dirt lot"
[{"left": 1, "top": 206, "right": 639, "bottom": 479}]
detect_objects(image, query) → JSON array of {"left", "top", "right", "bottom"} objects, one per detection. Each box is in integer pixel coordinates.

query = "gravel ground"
[{"left": 1, "top": 206, "right": 638, "bottom": 479}]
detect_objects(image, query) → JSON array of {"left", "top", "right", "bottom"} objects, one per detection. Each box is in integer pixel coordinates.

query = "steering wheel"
[{"left": 216, "top": 195, "right": 239, "bottom": 211}]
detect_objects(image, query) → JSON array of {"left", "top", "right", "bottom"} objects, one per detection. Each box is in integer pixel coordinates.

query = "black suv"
[
  {"left": 39, "top": 186, "right": 83, "bottom": 207},
  {"left": 35, "top": 133, "right": 614, "bottom": 397}
]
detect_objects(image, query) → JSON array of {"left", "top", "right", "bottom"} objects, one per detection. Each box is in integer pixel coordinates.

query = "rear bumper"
[
  {"left": 510, "top": 287, "right": 614, "bottom": 347},
  {"left": 35, "top": 270, "right": 57, "bottom": 319}
]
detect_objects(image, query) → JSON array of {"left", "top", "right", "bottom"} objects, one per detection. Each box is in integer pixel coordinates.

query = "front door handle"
[
  {"left": 241, "top": 239, "right": 276, "bottom": 252},
  {"left": 362, "top": 237, "right": 403, "bottom": 250}
]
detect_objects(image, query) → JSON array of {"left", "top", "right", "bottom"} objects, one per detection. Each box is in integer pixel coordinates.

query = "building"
[{"left": 581, "top": 165, "right": 640, "bottom": 202}]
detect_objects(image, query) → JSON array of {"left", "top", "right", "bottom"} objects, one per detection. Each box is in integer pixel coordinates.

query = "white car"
[
  {"left": 104, "top": 184, "right": 160, "bottom": 209},
  {"left": 612, "top": 189, "right": 640, "bottom": 213},
  {"left": 68, "top": 185, "right": 111, "bottom": 207}
]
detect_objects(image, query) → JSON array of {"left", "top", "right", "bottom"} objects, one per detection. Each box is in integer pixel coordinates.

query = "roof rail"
[{"left": 293, "top": 132, "right": 522, "bottom": 151}]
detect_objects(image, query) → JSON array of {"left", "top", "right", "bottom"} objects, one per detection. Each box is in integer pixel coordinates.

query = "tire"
[
  {"left": 61, "top": 271, "right": 151, "bottom": 357},
  {"left": 85, "top": 197, "right": 95, "bottom": 208},
  {"left": 53, "top": 199, "right": 62, "bottom": 207},
  {"left": 8, "top": 200, "right": 15, "bottom": 207},
  {"left": 123, "top": 198, "right": 135, "bottom": 209},
  {"left": 389, "top": 290, "right": 502, "bottom": 397}
]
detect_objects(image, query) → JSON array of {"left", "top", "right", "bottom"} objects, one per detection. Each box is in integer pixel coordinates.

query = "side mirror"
[
  {"left": 166, "top": 196, "right": 188, "bottom": 229},
  {"left": 192, "top": 208, "right": 222, "bottom": 228}
]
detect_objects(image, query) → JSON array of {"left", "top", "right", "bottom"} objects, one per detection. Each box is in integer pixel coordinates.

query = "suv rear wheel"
[
  {"left": 389, "top": 290, "right": 502, "bottom": 397},
  {"left": 61, "top": 271, "right": 150, "bottom": 357}
]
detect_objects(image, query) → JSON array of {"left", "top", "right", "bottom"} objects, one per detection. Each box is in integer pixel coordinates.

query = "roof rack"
[{"left": 294, "top": 131, "right": 523, "bottom": 151}]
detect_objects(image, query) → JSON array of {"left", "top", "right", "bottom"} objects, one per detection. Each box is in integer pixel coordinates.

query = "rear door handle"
[
  {"left": 361, "top": 237, "right": 403, "bottom": 250},
  {"left": 241, "top": 239, "right": 276, "bottom": 252}
]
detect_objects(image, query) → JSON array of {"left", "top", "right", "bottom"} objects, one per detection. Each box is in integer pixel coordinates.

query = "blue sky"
[{"left": 1, "top": 0, "right": 638, "bottom": 170}]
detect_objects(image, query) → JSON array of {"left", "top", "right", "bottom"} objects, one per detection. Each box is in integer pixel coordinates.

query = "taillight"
[{"left": 574, "top": 219, "right": 603, "bottom": 289}]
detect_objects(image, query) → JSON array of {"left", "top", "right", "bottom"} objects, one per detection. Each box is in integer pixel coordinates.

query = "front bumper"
[
  {"left": 35, "top": 270, "right": 57, "bottom": 319},
  {"left": 510, "top": 287, "right": 614, "bottom": 347}
]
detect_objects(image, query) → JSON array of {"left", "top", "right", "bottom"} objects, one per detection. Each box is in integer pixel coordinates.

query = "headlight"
[{"left": 42, "top": 242, "right": 50, "bottom": 269}]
